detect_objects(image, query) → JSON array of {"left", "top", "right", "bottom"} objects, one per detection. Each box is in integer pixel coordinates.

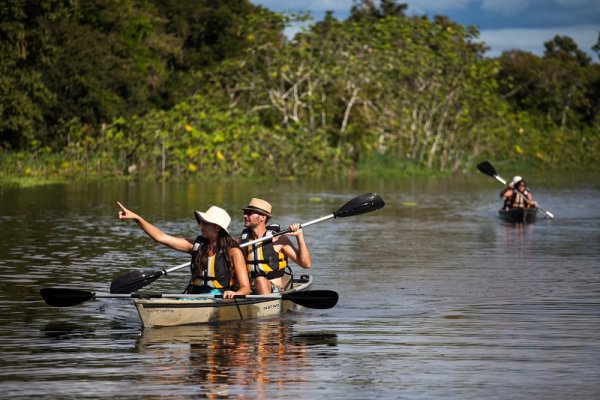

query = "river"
[{"left": 0, "top": 172, "right": 599, "bottom": 399}]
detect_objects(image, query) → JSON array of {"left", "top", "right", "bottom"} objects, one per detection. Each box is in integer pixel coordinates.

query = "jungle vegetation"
[{"left": 1, "top": 0, "right": 599, "bottom": 180}]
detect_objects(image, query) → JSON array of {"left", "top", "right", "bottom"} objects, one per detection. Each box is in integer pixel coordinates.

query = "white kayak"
[
  {"left": 133, "top": 274, "right": 314, "bottom": 328},
  {"left": 40, "top": 276, "right": 338, "bottom": 328}
]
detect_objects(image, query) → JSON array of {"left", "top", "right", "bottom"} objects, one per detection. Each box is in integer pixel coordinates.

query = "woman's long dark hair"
[{"left": 193, "top": 228, "right": 241, "bottom": 277}]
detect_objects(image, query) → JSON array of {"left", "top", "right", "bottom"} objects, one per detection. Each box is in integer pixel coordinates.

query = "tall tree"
[
  {"left": 592, "top": 32, "right": 600, "bottom": 60},
  {"left": 0, "top": 0, "right": 181, "bottom": 148},
  {"left": 541, "top": 36, "right": 593, "bottom": 128},
  {"left": 544, "top": 35, "right": 591, "bottom": 66},
  {"left": 0, "top": 0, "right": 64, "bottom": 148},
  {"left": 224, "top": 1, "right": 502, "bottom": 171},
  {"left": 150, "top": 0, "right": 286, "bottom": 107}
]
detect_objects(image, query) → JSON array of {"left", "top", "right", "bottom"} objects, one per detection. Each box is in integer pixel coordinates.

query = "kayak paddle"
[
  {"left": 40, "top": 287, "right": 339, "bottom": 309},
  {"left": 476, "top": 161, "right": 554, "bottom": 219},
  {"left": 110, "top": 192, "right": 385, "bottom": 294}
]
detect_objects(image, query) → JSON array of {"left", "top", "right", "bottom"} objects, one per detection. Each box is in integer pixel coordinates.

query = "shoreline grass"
[{"left": 1, "top": 150, "right": 597, "bottom": 188}]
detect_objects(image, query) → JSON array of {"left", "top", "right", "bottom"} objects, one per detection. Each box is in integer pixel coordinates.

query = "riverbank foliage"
[{"left": 2, "top": 0, "right": 599, "bottom": 180}]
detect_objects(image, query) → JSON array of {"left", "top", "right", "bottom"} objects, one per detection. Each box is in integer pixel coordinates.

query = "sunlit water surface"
[{"left": 0, "top": 173, "right": 598, "bottom": 399}]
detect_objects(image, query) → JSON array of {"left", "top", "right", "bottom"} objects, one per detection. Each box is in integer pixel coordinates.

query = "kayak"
[
  {"left": 134, "top": 274, "right": 314, "bottom": 328},
  {"left": 40, "top": 274, "right": 337, "bottom": 328},
  {"left": 498, "top": 207, "right": 537, "bottom": 223}
]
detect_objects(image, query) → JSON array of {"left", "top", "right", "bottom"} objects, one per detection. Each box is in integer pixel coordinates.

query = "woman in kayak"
[
  {"left": 502, "top": 178, "right": 538, "bottom": 209},
  {"left": 117, "top": 201, "right": 250, "bottom": 299}
]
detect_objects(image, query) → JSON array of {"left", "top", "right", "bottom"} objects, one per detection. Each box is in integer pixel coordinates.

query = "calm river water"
[{"left": 0, "top": 172, "right": 599, "bottom": 399}]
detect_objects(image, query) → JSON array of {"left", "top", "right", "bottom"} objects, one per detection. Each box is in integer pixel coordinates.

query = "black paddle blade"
[
  {"left": 40, "top": 288, "right": 95, "bottom": 307},
  {"left": 334, "top": 193, "right": 385, "bottom": 218},
  {"left": 110, "top": 269, "right": 164, "bottom": 294},
  {"left": 476, "top": 161, "right": 497, "bottom": 177},
  {"left": 283, "top": 290, "right": 339, "bottom": 309}
]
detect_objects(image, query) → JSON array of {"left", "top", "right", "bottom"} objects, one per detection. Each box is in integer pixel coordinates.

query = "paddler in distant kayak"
[
  {"left": 501, "top": 177, "right": 538, "bottom": 210},
  {"left": 116, "top": 201, "right": 251, "bottom": 299},
  {"left": 239, "top": 198, "right": 311, "bottom": 295},
  {"left": 500, "top": 175, "right": 522, "bottom": 209}
]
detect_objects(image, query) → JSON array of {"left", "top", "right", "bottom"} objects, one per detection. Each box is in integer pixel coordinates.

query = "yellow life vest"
[
  {"left": 241, "top": 226, "right": 288, "bottom": 279},
  {"left": 189, "top": 237, "right": 233, "bottom": 289}
]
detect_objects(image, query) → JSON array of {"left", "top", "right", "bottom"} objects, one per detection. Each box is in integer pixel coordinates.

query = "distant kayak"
[{"left": 498, "top": 207, "right": 537, "bottom": 223}]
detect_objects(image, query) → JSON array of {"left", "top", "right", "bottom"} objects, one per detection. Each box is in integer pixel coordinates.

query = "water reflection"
[
  {"left": 498, "top": 221, "right": 535, "bottom": 257},
  {"left": 135, "top": 321, "right": 338, "bottom": 398},
  {"left": 1, "top": 176, "right": 599, "bottom": 399}
]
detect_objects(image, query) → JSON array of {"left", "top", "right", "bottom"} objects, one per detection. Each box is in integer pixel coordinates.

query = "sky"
[{"left": 251, "top": 0, "right": 599, "bottom": 59}]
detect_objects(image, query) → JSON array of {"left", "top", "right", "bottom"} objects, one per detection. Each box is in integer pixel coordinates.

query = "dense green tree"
[
  {"left": 494, "top": 34, "right": 600, "bottom": 165},
  {"left": 0, "top": 0, "right": 65, "bottom": 148},
  {"left": 0, "top": 0, "right": 284, "bottom": 150},
  {"left": 149, "top": 0, "right": 287, "bottom": 107},
  {"left": 215, "top": 2, "right": 505, "bottom": 171},
  {"left": 498, "top": 36, "right": 595, "bottom": 130},
  {"left": 349, "top": 0, "right": 407, "bottom": 20},
  {"left": 593, "top": 32, "right": 600, "bottom": 60},
  {"left": 151, "top": 0, "right": 283, "bottom": 70},
  {"left": 497, "top": 50, "right": 544, "bottom": 110},
  {"left": 1, "top": 0, "right": 598, "bottom": 178},
  {"left": 1, "top": 0, "right": 180, "bottom": 148},
  {"left": 544, "top": 35, "right": 591, "bottom": 66}
]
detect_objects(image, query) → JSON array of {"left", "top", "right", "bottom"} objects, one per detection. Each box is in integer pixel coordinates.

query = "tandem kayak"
[
  {"left": 498, "top": 207, "right": 538, "bottom": 223},
  {"left": 134, "top": 274, "right": 316, "bottom": 328},
  {"left": 40, "top": 274, "right": 338, "bottom": 328}
]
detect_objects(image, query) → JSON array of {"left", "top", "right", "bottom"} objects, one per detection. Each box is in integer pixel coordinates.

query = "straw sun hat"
[
  {"left": 194, "top": 206, "right": 231, "bottom": 234},
  {"left": 242, "top": 198, "right": 272, "bottom": 217}
]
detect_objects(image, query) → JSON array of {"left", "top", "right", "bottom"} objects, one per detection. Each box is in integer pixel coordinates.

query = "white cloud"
[
  {"left": 554, "top": 0, "right": 595, "bottom": 6},
  {"left": 255, "top": 0, "right": 599, "bottom": 59},
  {"left": 480, "top": 0, "right": 530, "bottom": 15},
  {"left": 480, "top": 24, "right": 598, "bottom": 57},
  {"left": 405, "top": 0, "right": 471, "bottom": 12},
  {"left": 258, "top": 0, "right": 479, "bottom": 17},
  {"left": 254, "top": 0, "right": 352, "bottom": 15}
]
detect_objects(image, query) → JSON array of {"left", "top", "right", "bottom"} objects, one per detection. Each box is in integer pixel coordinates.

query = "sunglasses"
[{"left": 243, "top": 210, "right": 268, "bottom": 217}]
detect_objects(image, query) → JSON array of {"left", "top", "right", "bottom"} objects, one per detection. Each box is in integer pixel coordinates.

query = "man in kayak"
[
  {"left": 239, "top": 198, "right": 311, "bottom": 295},
  {"left": 502, "top": 178, "right": 538, "bottom": 209},
  {"left": 117, "top": 201, "right": 251, "bottom": 299}
]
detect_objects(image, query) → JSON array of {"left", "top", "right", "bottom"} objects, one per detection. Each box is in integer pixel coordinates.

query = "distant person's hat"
[
  {"left": 512, "top": 176, "right": 522, "bottom": 185},
  {"left": 194, "top": 206, "right": 231, "bottom": 235},
  {"left": 242, "top": 198, "right": 272, "bottom": 217}
]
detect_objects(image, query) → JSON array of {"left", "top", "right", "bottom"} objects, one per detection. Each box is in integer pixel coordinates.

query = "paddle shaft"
[
  {"left": 492, "top": 175, "right": 507, "bottom": 185},
  {"left": 84, "top": 292, "right": 302, "bottom": 300},
  {"left": 153, "top": 195, "right": 382, "bottom": 276},
  {"left": 153, "top": 215, "right": 333, "bottom": 277},
  {"left": 40, "top": 287, "right": 338, "bottom": 309},
  {"left": 241, "top": 214, "right": 333, "bottom": 248},
  {"left": 110, "top": 192, "right": 385, "bottom": 294}
]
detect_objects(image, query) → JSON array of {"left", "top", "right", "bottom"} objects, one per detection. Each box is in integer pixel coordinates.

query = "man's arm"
[{"left": 277, "top": 224, "right": 311, "bottom": 269}]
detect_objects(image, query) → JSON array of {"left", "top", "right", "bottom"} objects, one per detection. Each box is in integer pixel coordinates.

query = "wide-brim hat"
[
  {"left": 242, "top": 198, "right": 272, "bottom": 217},
  {"left": 194, "top": 206, "right": 231, "bottom": 235}
]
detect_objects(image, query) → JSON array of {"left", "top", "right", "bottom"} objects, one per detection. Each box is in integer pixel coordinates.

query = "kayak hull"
[
  {"left": 134, "top": 275, "right": 313, "bottom": 328},
  {"left": 498, "top": 207, "right": 538, "bottom": 223}
]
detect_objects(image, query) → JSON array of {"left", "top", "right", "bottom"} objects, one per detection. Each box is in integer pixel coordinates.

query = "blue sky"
[{"left": 251, "top": 0, "right": 599, "bottom": 59}]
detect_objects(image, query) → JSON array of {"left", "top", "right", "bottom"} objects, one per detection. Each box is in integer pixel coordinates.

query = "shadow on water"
[{"left": 40, "top": 322, "right": 97, "bottom": 339}]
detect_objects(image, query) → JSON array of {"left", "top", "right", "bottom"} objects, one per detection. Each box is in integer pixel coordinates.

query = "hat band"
[{"left": 244, "top": 205, "right": 270, "bottom": 215}]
